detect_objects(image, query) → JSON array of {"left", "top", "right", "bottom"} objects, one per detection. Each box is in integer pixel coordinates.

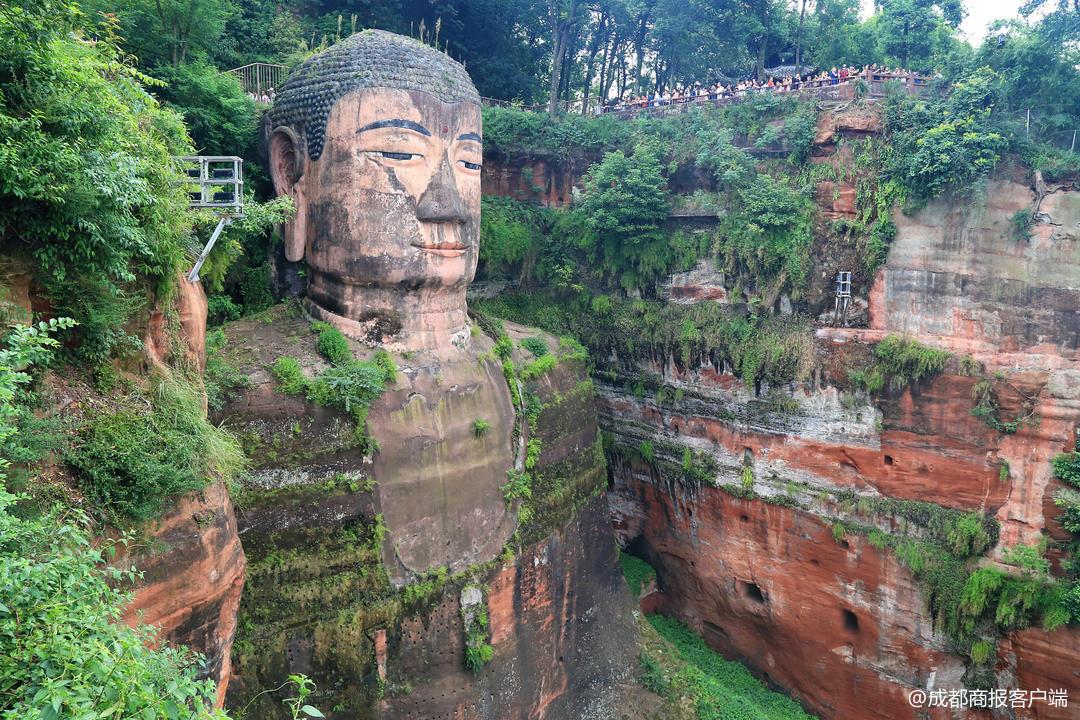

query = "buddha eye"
[
  {"left": 379, "top": 151, "right": 418, "bottom": 161},
  {"left": 460, "top": 160, "right": 481, "bottom": 171}
]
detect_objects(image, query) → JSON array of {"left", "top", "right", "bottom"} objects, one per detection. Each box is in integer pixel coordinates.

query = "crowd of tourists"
[
  {"left": 599, "top": 64, "right": 930, "bottom": 114},
  {"left": 249, "top": 88, "right": 276, "bottom": 104}
]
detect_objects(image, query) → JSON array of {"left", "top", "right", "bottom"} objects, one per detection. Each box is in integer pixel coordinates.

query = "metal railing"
[
  {"left": 484, "top": 70, "right": 932, "bottom": 118},
  {"left": 178, "top": 156, "right": 244, "bottom": 213},
  {"left": 225, "top": 62, "right": 289, "bottom": 99}
]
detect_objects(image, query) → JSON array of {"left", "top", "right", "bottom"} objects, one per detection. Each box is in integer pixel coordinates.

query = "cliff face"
[
  {"left": 215, "top": 306, "right": 638, "bottom": 718},
  {"left": 121, "top": 481, "right": 245, "bottom": 706},
  {"left": 119, "top": 278, "right": 245, "bottom": 703},
  {"left": 589, "top": 112, "right": 1080, "bottom": 719}
]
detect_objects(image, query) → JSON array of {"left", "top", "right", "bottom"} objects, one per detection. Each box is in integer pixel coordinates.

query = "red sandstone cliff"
[{"left": 595, "top": 109, "right": 1080, "bottom": 719}]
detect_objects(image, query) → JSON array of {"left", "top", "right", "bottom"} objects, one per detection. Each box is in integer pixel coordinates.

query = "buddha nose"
[{"left": 416, "top": 154, "right": 467, "bottom": 224}]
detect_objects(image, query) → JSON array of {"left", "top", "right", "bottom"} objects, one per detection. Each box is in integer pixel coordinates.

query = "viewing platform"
[{"left": 482, "top": 69, "right": 931, "bottom": 117}]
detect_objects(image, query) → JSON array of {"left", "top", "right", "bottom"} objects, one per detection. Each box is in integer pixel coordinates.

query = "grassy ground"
[{"left": 623, "top": 553, "right": 816, "bottom": 720}]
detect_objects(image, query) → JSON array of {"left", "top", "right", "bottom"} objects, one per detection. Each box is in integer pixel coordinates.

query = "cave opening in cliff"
[
  {"left": 842, "top": 609, "right": 859, "bottom": 633},
  {"left": 883, "top": 454, "right": 894, "bottom": 466},
  {"left": 739, "top": 580, "right": 766, "bottom": 604}
]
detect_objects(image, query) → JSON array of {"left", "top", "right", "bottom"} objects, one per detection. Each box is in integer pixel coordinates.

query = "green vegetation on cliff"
[
  {"left": 64, "top": 375, "right": 245, "bottom": 522},
  {"left": 621, "top": 552, "right": 816, "bottom": 719},
  {"left": 619, "top": 551, "right": 656, "bottom": 597},
  {"left": 642, "top": 614, "right": 817, "bottom": 720},
  {"left": 270, "top": 323, "right": 397, "bottom": 452},
  {"left": 848, "top": 334, "right": 951, "bottom": 393},
  {"left": 474, "top": 292, "right": 814, "bottom": 390},
  {"left": 0, "top": 319, "right": 228, "bottom": 719},
  {"left": 0, "top": 491, "right": 226, "bottom": 720}
]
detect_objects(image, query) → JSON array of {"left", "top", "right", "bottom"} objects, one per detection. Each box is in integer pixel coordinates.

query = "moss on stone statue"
[{"left": 518, "top": 439, "right": 607, "bottom": 546}]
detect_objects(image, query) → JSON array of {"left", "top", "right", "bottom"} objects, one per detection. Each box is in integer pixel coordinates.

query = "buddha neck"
[{"left": 304, "top": 284, "right": 471, "bottom": 355}]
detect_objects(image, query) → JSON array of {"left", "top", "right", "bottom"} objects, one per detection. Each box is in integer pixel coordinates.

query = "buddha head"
[{"left": 268, "top": 30, "right": 482, "bottom": 353}]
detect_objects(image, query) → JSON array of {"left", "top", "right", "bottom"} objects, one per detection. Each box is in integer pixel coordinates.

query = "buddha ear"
[{"left": 269, "top": 126, "right": 307, "bottom": 263}]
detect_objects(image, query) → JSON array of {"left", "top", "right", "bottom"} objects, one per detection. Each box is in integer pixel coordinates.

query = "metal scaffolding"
[{"left": 176, "top": 156, "right": 245, "bottom": 283}]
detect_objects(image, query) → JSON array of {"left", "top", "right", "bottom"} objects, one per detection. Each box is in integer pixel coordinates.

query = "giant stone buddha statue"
[
  {"left": 264, "top": 30, "right": 517, "bottom": 578},
  {"left": 222, "top": 30, "right": 636, "bottom": 718}
]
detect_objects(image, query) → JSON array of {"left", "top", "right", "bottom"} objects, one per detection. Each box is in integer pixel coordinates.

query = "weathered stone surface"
[
  {"left": 1001, "top": 626, "right": 1080, "bottom": 719},
  {"left": 815, "top": 180, "right": 857, "bottom": 219},
  {"left": 662, "top": 259, "right": 730, "bottom": 304},
  {"left": 145, "top": 276, "right": 209, "bottom": 371},
  {"left": 369, "top": 339, "right": 518, "bottom": 581},
  {"left": 609, "top": 457, "right": 963, "bottom": 720},
  {"left": 481, "top": 156, "right": 582, "bottom": 207},
  {"left": 382, "top": 495, "right": 638, "bottom": 720},
  {"left": 872, "top": 180, "right": 1080, "bottom": 360},
  {"left": 123, "top": 480, "right": 245, "bottom": 705}
]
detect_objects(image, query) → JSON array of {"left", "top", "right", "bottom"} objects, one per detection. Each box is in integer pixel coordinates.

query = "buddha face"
[{"left": 269, "top": 87, "right": 482, "bottom": 332}]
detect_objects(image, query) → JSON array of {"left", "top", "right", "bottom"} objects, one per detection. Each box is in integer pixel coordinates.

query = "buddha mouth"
[{"left": 411, "top": 241, "right": 468, "bottom": 258}]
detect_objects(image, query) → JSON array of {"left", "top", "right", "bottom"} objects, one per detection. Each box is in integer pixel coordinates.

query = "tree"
[
  {"left": 152, "top": 60, "right": 258, "bottom": 155},
  {"left": 577, "top": 147, "right": 670, "bottom": 290},
  {"left": 876, "top": 0, "right": 963, "bottom": 69},
  {"left": 806, "top": 0, "right": 869, "bottom": 68},
  {"left": 548, "top": 0, "right": 583, "bottom": 115},
  {"left": 83, "top": 0, "right": 237, "bottom": 67}
]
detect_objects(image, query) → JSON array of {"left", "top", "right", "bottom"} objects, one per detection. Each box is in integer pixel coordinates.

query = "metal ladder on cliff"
[
  {"left": 833, "top": 271, "right": 852, "bottom": 326},
  {"left": 176, "top": 156, "right": 245, "bottom": 283}
]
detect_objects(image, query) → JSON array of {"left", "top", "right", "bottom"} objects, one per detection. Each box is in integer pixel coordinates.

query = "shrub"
[
  {"left": 313, "top": 322, "right": 352, "bottom": 365},
  {"left": 272, "top": 356, "right": 307, "bottom": 395},
  {"left": 620, "top": 551, "right": 657, "bottom": 596},
  {"left": 525, "top": 438, "right": 542, "bottom": 470},
  {"left": 64, "top": 377, "right": 245, "bottom": 522},
  {"left": 520, "top": 353, "right": 556, "bottom": 381},
  {"left": 1052, "top": 448, "right": 1080, "bottom": 489},
  {"left": 1009, "top": 210, "right": 1033, "bottom": 243},
  {"left": 493, "top": 336, "right": 514, "bottom": 360},
  {"left": 716, "top": 173, "right": 813, "bottom": 291},
  {"left": 208, "top": 294, "right": 242, "bottom": 325},
  {"left": 947, "top": 513, "right": 992, "bottom": 556},
  {"left": 501, "top": 469, "right": 532, "bottom": 502},
  {"left": 479, "top": 197, "right": 548, "bottom": 279},
  {"left": 306, "top": 360, "right": 387, "bottom": 430},
  {"left": 852, "top": 335, "right": 950, "bottom": 393},
  {"left": 969, "top": 639, "right": 994, "bottom": 665},
  {"left": 577, "top": 147, "right": 672, "bottom": 291},
  {"left": 372, "top": 349, "right": 398, "bottom": 384},
  {"left": 1053, "top": 489, "right": 1080, "bottom": 533},
  {"left": 205, "top": 329, "right": 250, "bottom": 412},
  {"left": 472, "top": 418, "right": 491, "bottom": 437},
  {"left": 519, "top": 337, "right": 549, "bottom": 358},
  {"left": 240, "top": 262, "right": 275, "bottom": 314},
  {"left": 464, "top": 641, "right": 494, "bottom": 674},
  {"left": 0, "top": 491, "right": 223, "bottom": 719},
  {"left": 1063, "top": 582, "right": 1080, "bottom": 622}
]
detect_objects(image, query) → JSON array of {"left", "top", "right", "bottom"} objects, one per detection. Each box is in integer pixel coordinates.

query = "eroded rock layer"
[{"left": 597, "top": 128, "right": 1080, "bottom": 718}]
